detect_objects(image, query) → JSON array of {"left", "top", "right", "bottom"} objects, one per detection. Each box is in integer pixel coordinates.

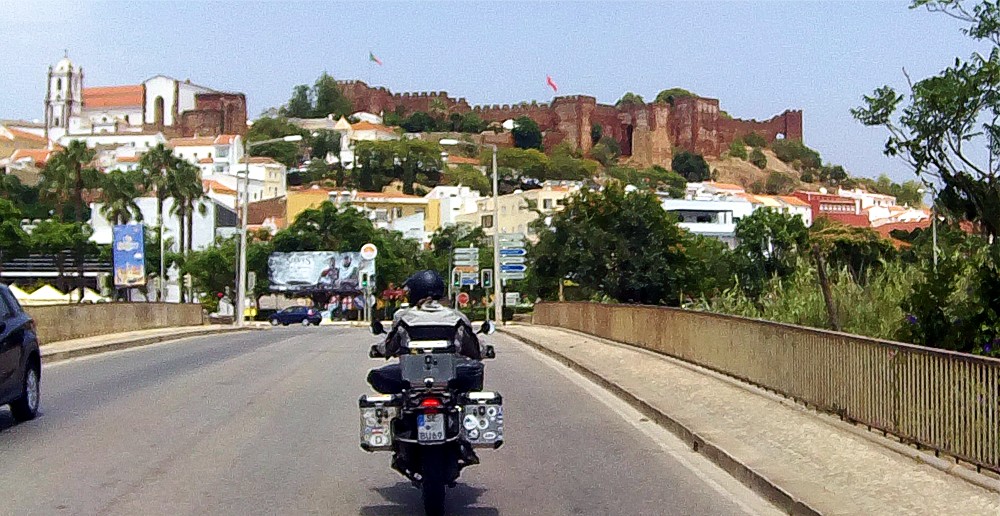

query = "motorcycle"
[{"left": 360, "top": 318, "right": 502, "bottom": 516}]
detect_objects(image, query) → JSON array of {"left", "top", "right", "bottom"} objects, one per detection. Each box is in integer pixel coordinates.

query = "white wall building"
[
  {"left": 89, "top": 197, "right": 238, "bottom": 253},
  {"left": 425, "top": 185, "right": 482, "bottom": 227},
  {"left": 660, "top": 196, "right": 755, "bottom": 248}
]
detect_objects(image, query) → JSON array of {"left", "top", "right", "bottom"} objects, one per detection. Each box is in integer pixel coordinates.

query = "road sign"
[
  {"left": 500, "top": 264, "right": 527, "bottom": 273},
  {"left": 360, "top": 243, "right": 378, "bottom": 261},
  {"left": 460, "top": 273, "right": 478, "bottom": 286},
  {"left": 454, "top": 265, "right": 479, "bottom": 273},
  {"left": 499, "top": 233, "right": 525, "bottom": 243},
  {"left": 248, "top": 272, "right": 256, "bottom": 291},
  {"left": 505, "top": 292, "right": 520, "bottom": 306},
  {"left": 500, "top": 272, "right": 526, "bottom": 280},
  {"left": 500, "top": 256, "right": 526, "bottom": 265},
  {"left": 453, "top": 247, "right": 480, "bottom": 266},
  {"left": 457, "top": 292, "right": 470, "bottom": 306},
  {"left": 499, "top": 248, "right": 527, "bottom": 257},
  {"left": 453, "top": 247, "right": 479, "bottom": 256}
]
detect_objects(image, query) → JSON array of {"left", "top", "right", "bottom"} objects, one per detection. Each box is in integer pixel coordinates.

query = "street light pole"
[
  {"left": 919, "top": 186, "right": 938, "bottom": 273},
  {"left": 234, "top": 134, "right": 303, "bottom": 327},
  {"left": 491, "top": 144, "right": 501, "bottom": 326}
]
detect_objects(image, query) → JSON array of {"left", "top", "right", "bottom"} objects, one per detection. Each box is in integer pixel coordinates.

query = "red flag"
[{"left": 546, "top": 75, "right": 558, "bottom": 92}]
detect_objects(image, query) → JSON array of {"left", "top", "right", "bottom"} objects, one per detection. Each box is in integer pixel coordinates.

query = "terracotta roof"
[
  {"left": 82, "top": 85, "right": 144, "bottom": 108},
  {"left": 198, "top": 157, "right": 214, "bottom": 164},
  {"left": 777, "top": 195, "right": 810, "bottom": 207},
  {"left": 6, "top": 128, "right": 48, "bottom": 144},
  {"left": 116, "top": 155, "right": 139, "bottom": 163},
  {"left": 351, "top": 121, "right": 395, "bottom": 133},
  {"left": 9, "top": 148, "right": 52, "bottom": 165},
  {"left": 872, "top": 221, "right": 931, "bottom": 238},
  {"left": 169, "top": 136, "right": 217, "bottom": 147},
  {"left": 816, "top": 212, "right": 870, "bottom": 227},
  {"left": 203, "top": 179, "right": 236, "bottom": 195},
  {"left": 704, "top": 181, "right": 744, "bottom": 191},
  {"left": 247, "top": 196, "right": 287, "bottom": 226},
  {"left": 446, "top": 155, "right": 481, "bottom": 165},
  {"left": 214, "top": 134, "right": 236, "bottom": 145},
  {"left": 355, "top": 191, "right": 422, "bottom": 200},
  {"left": 238, "top": 156, "right": 281, "bottom": 165}
]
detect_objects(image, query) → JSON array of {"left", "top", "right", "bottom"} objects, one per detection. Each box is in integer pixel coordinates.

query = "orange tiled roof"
[
  {"left": 169, "top": 136, "right": 217, "bottom": 147},
  {"left": 214, "top": 134, "right": 236, "bottom": 145},
  {"left": 10, "top": 148, "right": 52, "bottom": 165},
  {"left": 351, "top": 121, "right": 395, "bottom": 133},
  {"left": 446, "top": 155, "right": 481, "bottom": 165},
  {"left": 248, "top": 196, "right": 287, "bottom": 226},
  {"left": 354, "top": 191, "right": 422, "bottom": 199},
  {"left": 116, "top": 155, "right": 139, "bottom": 163},
  {"left": 198, "top": 157, "right": 214, "bottom": 164},
  {"left": 777, "top": 195, "right": 810, "bottom": 207},
  {"left": 238, "top": 156, "right": 281, "bottom": 165},
  {"left": 82, "top": 85, "right": 144, "bottom": 108},
  {"left": 704, "top": 181, "right": 744, "bottom": 191},
  {"left": 203, "top": 179, "right": 236, "bottom": 195},
  {"left": 6, "top": 128, "right": 48, "bottom": 144}
]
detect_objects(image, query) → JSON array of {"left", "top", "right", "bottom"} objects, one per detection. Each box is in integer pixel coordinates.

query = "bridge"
[{"left": 1, "top": 302, "right": 997, "bottom": 514}]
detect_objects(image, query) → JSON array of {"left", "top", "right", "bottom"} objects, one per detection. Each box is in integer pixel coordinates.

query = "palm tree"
[
  {"left": 99, "top": 169, "right": 144, "bottom": 226},
  {"left": 139, "top": 144, "right": 179, "bottom": 301},
  {"left": 40, "top": 142, "right": 98, "bottom": 300},
  {"left": 167, "top": 160, "right": 202, "bottom": 302}
]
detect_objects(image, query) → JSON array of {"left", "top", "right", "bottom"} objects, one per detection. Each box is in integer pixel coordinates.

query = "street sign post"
[
  {"left": 500, "top": 264, "right": 527, "bottom": 273},
  {"left": 459, "top": 272, "right": 478, "bottom": 286},
  {"left": 499, "top": 256, "right": 526, "bottom": 265},
  {"left": 499, "top": 248, "right": 527, "bottom": 257},
  {"left": 499, "top": 272, "right": 525, "bottom": 280}
]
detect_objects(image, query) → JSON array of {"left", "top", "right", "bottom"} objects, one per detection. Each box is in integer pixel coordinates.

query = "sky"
[{"left": 0, "top": 1, "right": 985, "bottom": 183}]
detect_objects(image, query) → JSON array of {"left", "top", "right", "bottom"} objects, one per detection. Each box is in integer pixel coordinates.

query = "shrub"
[
  {"left": 749, "top": 148, "right": 767, "bottom": 169},
  {"left": 744, "top": 132, "right": 767, "bottom": 148},
  {"left": 728, "top": 139, "right": 748, "bottom": 160}
]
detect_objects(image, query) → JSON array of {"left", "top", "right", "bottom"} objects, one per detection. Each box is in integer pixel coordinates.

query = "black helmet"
[{"left": 404, "top": 270, "right": 446, "bottom": 301}]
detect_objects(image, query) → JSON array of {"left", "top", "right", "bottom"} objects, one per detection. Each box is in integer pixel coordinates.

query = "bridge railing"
[{"left": 533, "top": 302, "right": 1000, "bottom": 474}]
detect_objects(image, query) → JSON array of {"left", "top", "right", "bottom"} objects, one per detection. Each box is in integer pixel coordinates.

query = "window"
[
  {"left": 543, "top": 199, "right": 554, "bottom": 209},
  {"left": 54, "top": 117, "right": 60, "bottom": 126},
  {"left": 217, "top": 147, "right": 229, "bottom": 158},
  {"left": 57, "top": 78, "right": 62, "bottom": 90},
  {"left": 393, "top": 207, "right": 403, "bottom": 218},
  {"left": 482, "top": 215, "right": 494, "bottom": 228}
]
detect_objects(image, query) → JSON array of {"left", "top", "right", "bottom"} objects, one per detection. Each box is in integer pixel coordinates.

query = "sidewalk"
[
  {"left": 41, "top": 325, "right": 260, "bottom": 363},
  {"left": 503, "top": 325, "right": 1000, "bottom": 516}
]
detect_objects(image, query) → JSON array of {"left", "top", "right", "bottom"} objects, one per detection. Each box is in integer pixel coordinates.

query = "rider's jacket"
[{"left": 377, "top": 300, "right": 483, "bottom": 360}]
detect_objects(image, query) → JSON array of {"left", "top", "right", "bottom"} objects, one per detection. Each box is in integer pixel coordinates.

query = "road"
[{"left": 0, "top": 327, "right": 779, "bottom": 516}]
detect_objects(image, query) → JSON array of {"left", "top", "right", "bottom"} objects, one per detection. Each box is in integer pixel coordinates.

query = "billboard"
[
  {"left": 269, "top": 252, "right": 375, "bottom": 294},
  {"left": 112, "top": 224, "right": 146, "bottom": 287}
]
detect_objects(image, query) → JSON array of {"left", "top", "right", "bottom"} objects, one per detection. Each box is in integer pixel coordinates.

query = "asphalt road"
[{"left": 0, "top": 327, "right": 779, "bottom": 516}]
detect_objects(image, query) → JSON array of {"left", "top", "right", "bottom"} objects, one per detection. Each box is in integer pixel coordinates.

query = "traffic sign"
[
  {"left": 454, "top": 265, "right": 479, "bottom": 273},
  {"left": 500, "top": 272, "right": 526, "bottom": 280},
  {"left": 457, "top": 292, "right": 470, "bottom": 306},
  {"left": 499, "top": 233, "right": 525, "bottom": 243},
  {"left": 499, "top": 248, "right": 527, "bottom": 257},
  {"left": 500, "top": 264, "right": 527, "bottom": 273},
  {"left": 505, "top": 292, "right": 521, "bottom": 306},
  {"left": 460, "top": 273, "right": 478, "bottom": 286},
  {"left": 453, "top": 247, "right": 479, "bottom": 256},
  {"left": 360, "top": 243, "right": 378, "bottom": 261},
  {"left": 500, "top": 256, "right": 526, "bottom": 265}
]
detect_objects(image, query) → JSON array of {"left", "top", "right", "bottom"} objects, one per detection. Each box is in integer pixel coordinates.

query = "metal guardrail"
[{"left": 533, "top": 302, "right": 1000, "bottom": 474}]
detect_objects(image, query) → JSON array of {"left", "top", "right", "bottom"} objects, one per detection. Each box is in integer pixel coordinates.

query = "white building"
[
  {"left": 89, "top": 196, "right": 238, "bottom": 253},
  {"left": 332, "top": 117, "right": 400, "bottom": 169},
  {"left": 659, "top": 196, "right": 755, "bottom": 248},
  {"left": 168, "top": 135, "right": 238, "bottom": 176},
  {"left": 425, "top": 185, "right": 482, "bottom": 227}
]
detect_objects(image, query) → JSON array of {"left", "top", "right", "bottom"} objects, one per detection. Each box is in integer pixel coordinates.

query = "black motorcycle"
[{"left": 361, "top": 319, "right": 502, "bottom": 516}]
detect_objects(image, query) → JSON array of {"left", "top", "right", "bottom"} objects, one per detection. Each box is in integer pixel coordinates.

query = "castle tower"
[{"left": 45, "top": 52, "right": 83, "bottom": 141}]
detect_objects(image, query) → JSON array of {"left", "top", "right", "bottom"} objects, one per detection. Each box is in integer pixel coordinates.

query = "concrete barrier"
[{"left": 26, "top": 303, "right": 204, "bottom": 343}]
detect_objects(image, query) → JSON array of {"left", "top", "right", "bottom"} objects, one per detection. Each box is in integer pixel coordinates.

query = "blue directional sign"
[
  {"left": 499, "top": 248, "right": 527, "bottom": 257},
  {"left": 500, "top": 264, "right": 527, "bottom": 273}
]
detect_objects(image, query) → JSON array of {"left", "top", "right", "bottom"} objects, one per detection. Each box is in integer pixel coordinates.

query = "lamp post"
[
  {"left": 439, "top": 139, "right": 501, "bottom": 326},
  {"left": 234, "top": 134, "right": 303, "bottom": 327},
  {"left": 918, "top": 186, "right": 938, "bottom": 273}
]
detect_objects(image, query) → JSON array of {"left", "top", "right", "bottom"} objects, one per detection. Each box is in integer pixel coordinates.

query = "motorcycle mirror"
[
  {"left": 369, "top": 344, "right": 383, "bottom": 359},
  {"left": 478, "top": 320, "right": 496, "bottom": 335},
  {"left": 371, "top": 319, "right": 385, "bottom": 335},
  {"left": 484, "top": 344, "right": 496, "bottom": 359}
]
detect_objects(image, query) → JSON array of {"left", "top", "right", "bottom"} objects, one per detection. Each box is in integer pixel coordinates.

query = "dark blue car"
[{"left": 270, "top": 306, "right": 322, "bottom": 326}]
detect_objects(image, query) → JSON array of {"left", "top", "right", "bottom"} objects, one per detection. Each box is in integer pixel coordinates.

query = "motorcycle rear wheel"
[{"left": 421, "top": 448, "right": 448, "bottom": 516}]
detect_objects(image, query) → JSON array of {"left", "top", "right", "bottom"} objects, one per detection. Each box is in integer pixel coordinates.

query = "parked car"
[
  {"left": 0, "top": 284, "right": 41, "bottom": 421},
  {"left": 269, "top": 306, "right": 322, "bottom": 326}
]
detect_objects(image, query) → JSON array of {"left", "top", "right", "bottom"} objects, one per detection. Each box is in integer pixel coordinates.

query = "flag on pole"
[
  {"left": 369, "top": 52, "right": 383, "bottom": 66},
  {"left": 546, "top": 75, "right": 558, "bottom": 92}
]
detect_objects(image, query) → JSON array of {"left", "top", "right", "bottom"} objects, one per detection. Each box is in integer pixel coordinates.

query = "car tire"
[
  {"left": 10, "top": 364, "right": 40, "bottom": 422},
  {"left": 301, "top": 318, "right": 310, "bottom": 326},
  {"left": 270, "top": 319, "right": 279, "bottom": 326}
]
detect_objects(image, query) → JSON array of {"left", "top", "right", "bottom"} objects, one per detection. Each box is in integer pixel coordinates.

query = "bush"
[
  {"left": 512, "top": 116, "right": 543, "bottom": 150},
  {"left": 764, "top": 171, "right": 797, "bottom": 194},
  {"left": 744, "top": 132, "right": 767, "bottom": 148},
  {"left": 728, "top": 139, "right": 748, "bottom": 160},
  {"left": 749, "top": 148, "right": 767, "bottom": 169},
  {"left": 771, "top": 139, "right": 821, "bottom": 171},
  {"left": 672, "top": 151, "right": 710, "bottom": 182}
]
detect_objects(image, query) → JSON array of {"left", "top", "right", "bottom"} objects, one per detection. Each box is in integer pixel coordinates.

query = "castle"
[{"left": 336, "top": 80, "right": 802, "bottom": 168}]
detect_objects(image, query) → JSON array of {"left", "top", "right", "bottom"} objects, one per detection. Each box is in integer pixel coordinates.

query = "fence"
[
  {"left": 28, "top": 303, "right": 204, "bottom": 343},
  {"left": 533, "top": 302, "right": 1000, "bottom": 474}
]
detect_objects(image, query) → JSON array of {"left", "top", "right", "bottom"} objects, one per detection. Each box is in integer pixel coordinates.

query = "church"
[{"left": 44, "top": 54, "right": 247, "bottom": 143}]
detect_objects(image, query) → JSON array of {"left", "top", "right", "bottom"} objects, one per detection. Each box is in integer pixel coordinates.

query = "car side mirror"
[
  {"left": 371, "top": 320, "right": 385, "bottom": 335},
  {"left": 478, "top": 320, "right": 496, "bottom": 335},
  {"left": 483, "top": 344, "right": 496, "bottom": 359}
]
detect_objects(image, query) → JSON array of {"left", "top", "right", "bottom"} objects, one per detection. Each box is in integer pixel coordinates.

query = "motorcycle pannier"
[
  {"left": 359, "top": 394, "right": 400, "bottom": 452},
  {"left": 461, "top": 391, "right": 504, "bottom": 449}
]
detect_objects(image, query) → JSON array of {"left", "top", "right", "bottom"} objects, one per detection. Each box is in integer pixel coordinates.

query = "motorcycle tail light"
[{"left": 420, "top": 397, "right": 443, "bottom": 413}]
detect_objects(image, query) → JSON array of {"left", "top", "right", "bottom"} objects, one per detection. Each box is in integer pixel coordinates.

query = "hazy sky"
[{"left": 0, "top": 1, "right": 984, "bottom": 182}]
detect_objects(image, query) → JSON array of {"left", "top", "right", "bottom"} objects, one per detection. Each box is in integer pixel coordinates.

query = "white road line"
[{"left": 508, "top": 336, "right": 783, "bottom": 516}]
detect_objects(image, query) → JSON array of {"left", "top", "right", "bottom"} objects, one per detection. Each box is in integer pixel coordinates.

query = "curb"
[
  {"left": 502, "top": 329, "right": 823, "bottom": 516},
  {"left": 42, "top": 327, "right": 264, "bottom": 363}
]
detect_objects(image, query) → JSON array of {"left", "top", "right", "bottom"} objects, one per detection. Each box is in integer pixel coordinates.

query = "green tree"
[
  {"left": 309, "top": 130, "right": 341, "bottom": 163},
  {"left": 512, "top": 116, "right": 543, "bottom": 150},
  {"left": 728, "top": 139, "right": 748, "bottom": 160},
  {"left": 763, "top": 170, "right": 797, "bottom": 194},
  {"left": 99, "top": 169, "right": 144, "bottom": 225},
  {"left": 532, "top": 184, "right": 691, "bottom": 304},
  {"left": 810, "top": 219, "right": 897, "bottom": 284},
  {"left": 744, "top": 132, "right": 767, "bottom": 148},
  {"left": 246, "top": 117, "right": 309, "bottom": 167},
  {"left": 495, "top": 147, "right": 550, "bottom": 179},
  {"left": 771, "top": 139, "right": 822, "bottom": 170},
  {"left": 549, "top": 144, "right": 599, "bottom": 180},
  {"left": 311, "top": 72, "right": 352, "bottom": 118},
  {"left": 606, "top": 165, "right": 686, "bottom": 196},
  {"left": 655, "top": 88, "right": 696, "bottom": 104},
  {"left": 749, "top": 147, "right": 768, "bottom": 169},
  {"left": 0, "top": 199, "right": 28, "bottom": 275},
  {"left": 282, "top": 84, "right": 313, "bottom": 118},
  {"left": 29, "top": 220, "right": 93, "bottom": 293},
  {"left": 732, "top": 208, "right": 809, "bottom": 299},
  {"left": 615, "top": 92, "right": 645, "bottom": 108},
  {"left": 445, "top": 164, "right": 491, "bottom": 196},
  {"left": 354, "top": 139, "right": 443, "bottom": 194},
  {"left": 672, "top": 151, "right": 711, "bottom": 181},
  {"left": 589, "top": 136, "right": 622, "bottom": 167},
  {"left": 458, "top": 112, "right": 487, "bottom": 133}
]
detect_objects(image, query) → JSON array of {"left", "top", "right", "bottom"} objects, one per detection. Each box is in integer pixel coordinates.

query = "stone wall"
[
  {"left": 179, "top": 92, "right": 247, "bottom": 137},
  {"left": 337, "top": 80, "right": 803, "bottom": 168},
  {"left": 28, "top": 303, "right": 204, "bottom": 344}
]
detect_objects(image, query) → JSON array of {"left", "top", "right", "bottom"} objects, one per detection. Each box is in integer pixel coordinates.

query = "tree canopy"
[
  {"left": 512, "top": 116, "right": 543, "bottom": 150},
  {"left": 655, "top": 88, "right": 696, "bottom": 104},
  {"left": 672, "top": 151, "right": 711, "bottom": 181}
]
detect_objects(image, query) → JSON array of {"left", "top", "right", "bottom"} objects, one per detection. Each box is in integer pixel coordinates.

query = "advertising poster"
[
  {"left": 269, "top": 251, "right": 375, "bottom": 294},
  {"left": 112, "top": 224, "right": 146, "bottom": 287}
]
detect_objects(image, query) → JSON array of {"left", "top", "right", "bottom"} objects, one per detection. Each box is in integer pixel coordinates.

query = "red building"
[{"left": 792, "top": 190, "right": 870, "bottom": 227}]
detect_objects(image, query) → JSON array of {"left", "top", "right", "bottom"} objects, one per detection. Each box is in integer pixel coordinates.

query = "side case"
[
  {"left": 359, "top": 394, "right": 400, "bottom": 452},
  {"left": 460, "top": 391, "right": 504, "bottom": 449}
]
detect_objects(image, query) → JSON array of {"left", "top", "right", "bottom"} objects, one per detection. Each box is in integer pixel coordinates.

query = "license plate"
[{"left": 417, "top": 413, "right": 445, "bottom": 442}]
